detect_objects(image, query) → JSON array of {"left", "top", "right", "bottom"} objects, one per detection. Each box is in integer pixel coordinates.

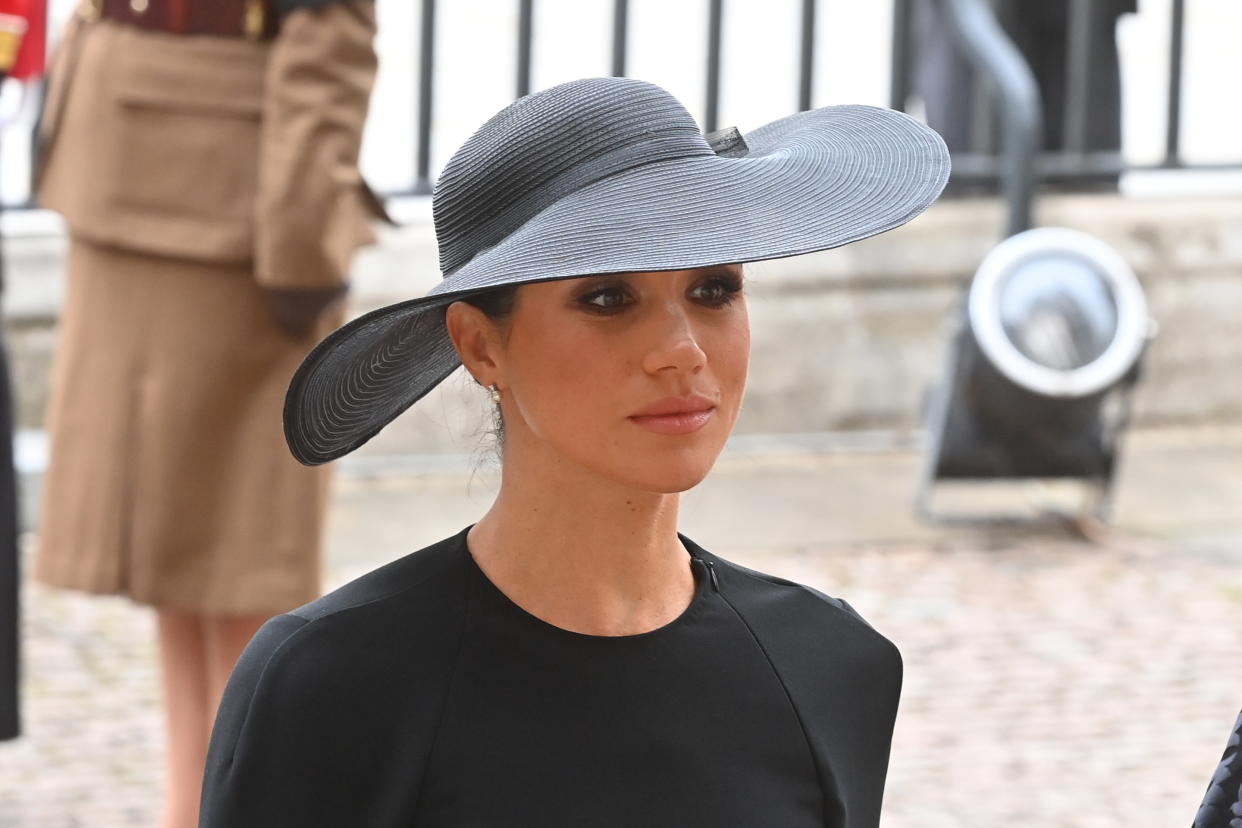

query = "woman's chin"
[{"left": 613, "top": 450, "right": 723, "bottom": 494}]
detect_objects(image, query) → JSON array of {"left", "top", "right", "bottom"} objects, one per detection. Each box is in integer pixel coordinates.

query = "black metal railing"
[
  {"left": 11, "top": 0, "right": 1239, "bottom": 209},
  {"left": 917, "top": 0, "right": 1042, "bottom": 236},
  {"left": 893, "top": 0, "right": 1208, "bottom": 176},
  {"left": 408, "top": 0, "right": 1233, "bottom": 202}
]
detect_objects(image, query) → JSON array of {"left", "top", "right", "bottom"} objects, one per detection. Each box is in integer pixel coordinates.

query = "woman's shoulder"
[
  {"left": 236, "top": 526, "right": 475, "bottom": 686},
  {"left": 201, "top": 527, "right": 473, "bottom": 825},
  {"left": 679, "top": 532, "right": 902, "bottom": 670},
  {"left": 292, "top": 524, "right": 473, "bottom": 623}
]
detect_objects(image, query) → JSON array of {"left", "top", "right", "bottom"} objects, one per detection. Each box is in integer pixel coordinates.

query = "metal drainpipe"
[{"left": 936, "top": 0, "right": 1041, "bottom": 238}]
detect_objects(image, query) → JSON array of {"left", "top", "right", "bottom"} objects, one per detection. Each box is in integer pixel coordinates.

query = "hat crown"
[{"left": 432, "top": 77, "right": 711, "bottom": 276}]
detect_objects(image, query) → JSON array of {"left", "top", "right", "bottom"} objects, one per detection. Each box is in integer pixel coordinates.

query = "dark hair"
[{"left": 457, "top": 285, "right": 519, "bottom": 455}]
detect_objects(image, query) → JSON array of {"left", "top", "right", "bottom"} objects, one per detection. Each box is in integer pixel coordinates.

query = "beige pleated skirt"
[{"left": 34, "top": 237, "right": 343, "bottom": 615}]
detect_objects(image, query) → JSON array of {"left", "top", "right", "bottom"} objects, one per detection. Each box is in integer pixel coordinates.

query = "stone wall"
[{"left": 4, "top": 192, "right": 1240, "bottom": 457}]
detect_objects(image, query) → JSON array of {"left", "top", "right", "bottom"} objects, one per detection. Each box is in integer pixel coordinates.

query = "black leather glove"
[{"left": 263, "top": 284, "right": 348, "bottom": 338}]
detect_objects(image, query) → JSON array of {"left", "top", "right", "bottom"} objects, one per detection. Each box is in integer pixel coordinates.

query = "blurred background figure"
[
  {"left": 0, "top": 0, "right": 44, "bottom": 744},
  {"left": 27, "top": 0, "right": 382, "bottom": 824},
  {"left": 912, "top": 0, "right": 1136, "bottom": 193}
]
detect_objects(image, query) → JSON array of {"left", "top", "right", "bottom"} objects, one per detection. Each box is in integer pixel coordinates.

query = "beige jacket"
[{"left": 35, "top": 0, "right": 384, "bottom": 290}]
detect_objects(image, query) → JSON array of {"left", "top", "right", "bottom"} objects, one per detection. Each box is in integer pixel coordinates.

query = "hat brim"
[{"left": 285, "top": 104, "right": 950, "bottom": 465}]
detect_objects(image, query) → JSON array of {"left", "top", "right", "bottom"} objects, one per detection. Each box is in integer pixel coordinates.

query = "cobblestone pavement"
[{"left": 2, "top": 429, "right": 1241, "bottom": 827}]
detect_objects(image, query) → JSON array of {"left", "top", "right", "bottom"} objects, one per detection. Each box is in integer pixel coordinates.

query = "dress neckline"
[{"left": 459, "top": 524, "right": 715, "bottom": 642}]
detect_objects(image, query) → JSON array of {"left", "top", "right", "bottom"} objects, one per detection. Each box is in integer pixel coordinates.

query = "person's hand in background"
[{"left": 263, "top": 284, "right": 348, "bottom": 338}]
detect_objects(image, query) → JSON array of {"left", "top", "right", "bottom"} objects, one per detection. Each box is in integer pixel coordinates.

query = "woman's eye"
[
  {"left": 692, "top": 276, "right": 743, "bottom": 306},
  {"left": 579, "top": 275, "right": 742, "bottom": 313},
  {"left": 581, "top": 286, "right": 632, "bottom": 311}
]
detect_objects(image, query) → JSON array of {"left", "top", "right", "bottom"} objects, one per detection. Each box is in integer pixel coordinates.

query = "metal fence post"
[{"left": 938, "top": 0, "right": 1041, "bottom": 237}]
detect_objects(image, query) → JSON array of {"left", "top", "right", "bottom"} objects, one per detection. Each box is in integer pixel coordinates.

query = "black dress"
[{"left": 199, "top": 525, "right": 903, "bottom": 827}]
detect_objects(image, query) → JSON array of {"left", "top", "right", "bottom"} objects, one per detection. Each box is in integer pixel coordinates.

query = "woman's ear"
[{"left": 445, "top": 301, "right": 504, "bottom": 385}]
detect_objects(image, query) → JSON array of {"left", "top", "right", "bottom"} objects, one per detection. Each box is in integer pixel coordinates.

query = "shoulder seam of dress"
[
  {"left": 710, "top": 588, "right": 842, "bottom": 827},
  {"left": 691, "top": 542, "right": 885, "bottom": 637},
  {"left": 287, "top": 532, "right": 467, "bottom": 624},
  {"left": 231, "top": 541, "right": 472, "bottom": 813},
  {"left": 221, "top": 612, "right": 312, "bottom": 767}
]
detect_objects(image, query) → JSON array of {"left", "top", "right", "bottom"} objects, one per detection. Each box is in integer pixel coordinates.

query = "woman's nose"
[{"left": 641, "top": 303, "right": 707, "bottom": 375}]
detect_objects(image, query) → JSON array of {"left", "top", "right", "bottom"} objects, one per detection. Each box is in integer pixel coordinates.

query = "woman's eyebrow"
[
  {"left": 574, "top": 272, "right": 630, "bottom": 287},
  {"left": 694, "top": 264, "right": 743, "bottom": 279},
  {"left": 573, "top": 266, "right": 738, "bottom": 288}
]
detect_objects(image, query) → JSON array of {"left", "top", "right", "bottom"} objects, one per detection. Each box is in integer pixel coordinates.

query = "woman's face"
[{"left": 478, "top": 265, "right": 749, "bottom": 494}]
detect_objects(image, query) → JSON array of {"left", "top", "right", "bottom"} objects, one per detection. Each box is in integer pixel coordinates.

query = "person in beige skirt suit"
[{"left": 31, "top": 1, "right": 384, "bottom": 824}]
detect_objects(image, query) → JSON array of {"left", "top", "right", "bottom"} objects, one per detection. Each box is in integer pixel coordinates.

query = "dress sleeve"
[
  {"left": 199, "top": 614, "right": 322, "bottom": 826},
  {"left": 200, "top": 606, "right": 440, "bottom": 826},
  {"left": 254, "top": 0, "right": 384, "bottom": 291},
  {"left": 199, "top": 613, "right": 385, "bottom": 826}
]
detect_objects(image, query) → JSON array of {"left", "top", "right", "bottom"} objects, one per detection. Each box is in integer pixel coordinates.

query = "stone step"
[{"left": 2, "top": 192, "right": 1240, "bottom": 458}]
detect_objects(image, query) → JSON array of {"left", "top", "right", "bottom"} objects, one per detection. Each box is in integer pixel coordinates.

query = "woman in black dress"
[{"left": 199, "top": 76, "right": 949, "bottom": 827}]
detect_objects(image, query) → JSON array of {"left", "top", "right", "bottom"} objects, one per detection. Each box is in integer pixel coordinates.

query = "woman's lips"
[{"left": 627, "top": 408, "right": 715, "bottom": 435}]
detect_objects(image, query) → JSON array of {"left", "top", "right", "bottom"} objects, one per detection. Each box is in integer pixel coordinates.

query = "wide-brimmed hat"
[{"left": 284, "top": 76, "right": 951, "bottom": 465}]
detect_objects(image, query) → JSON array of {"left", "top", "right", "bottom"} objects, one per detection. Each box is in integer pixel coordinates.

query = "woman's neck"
[{"left": 465, "top": 452, "right": 697, "bottom": 636}]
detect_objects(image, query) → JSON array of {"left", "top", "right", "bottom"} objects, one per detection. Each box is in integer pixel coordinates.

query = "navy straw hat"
[{"left": 284, "top": 76, "right": 951, "bottom": 465}]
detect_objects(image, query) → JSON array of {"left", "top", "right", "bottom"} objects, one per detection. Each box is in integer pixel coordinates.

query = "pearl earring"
[{"left": 489, "top": 383, "right": 501, "bottom": 404}]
